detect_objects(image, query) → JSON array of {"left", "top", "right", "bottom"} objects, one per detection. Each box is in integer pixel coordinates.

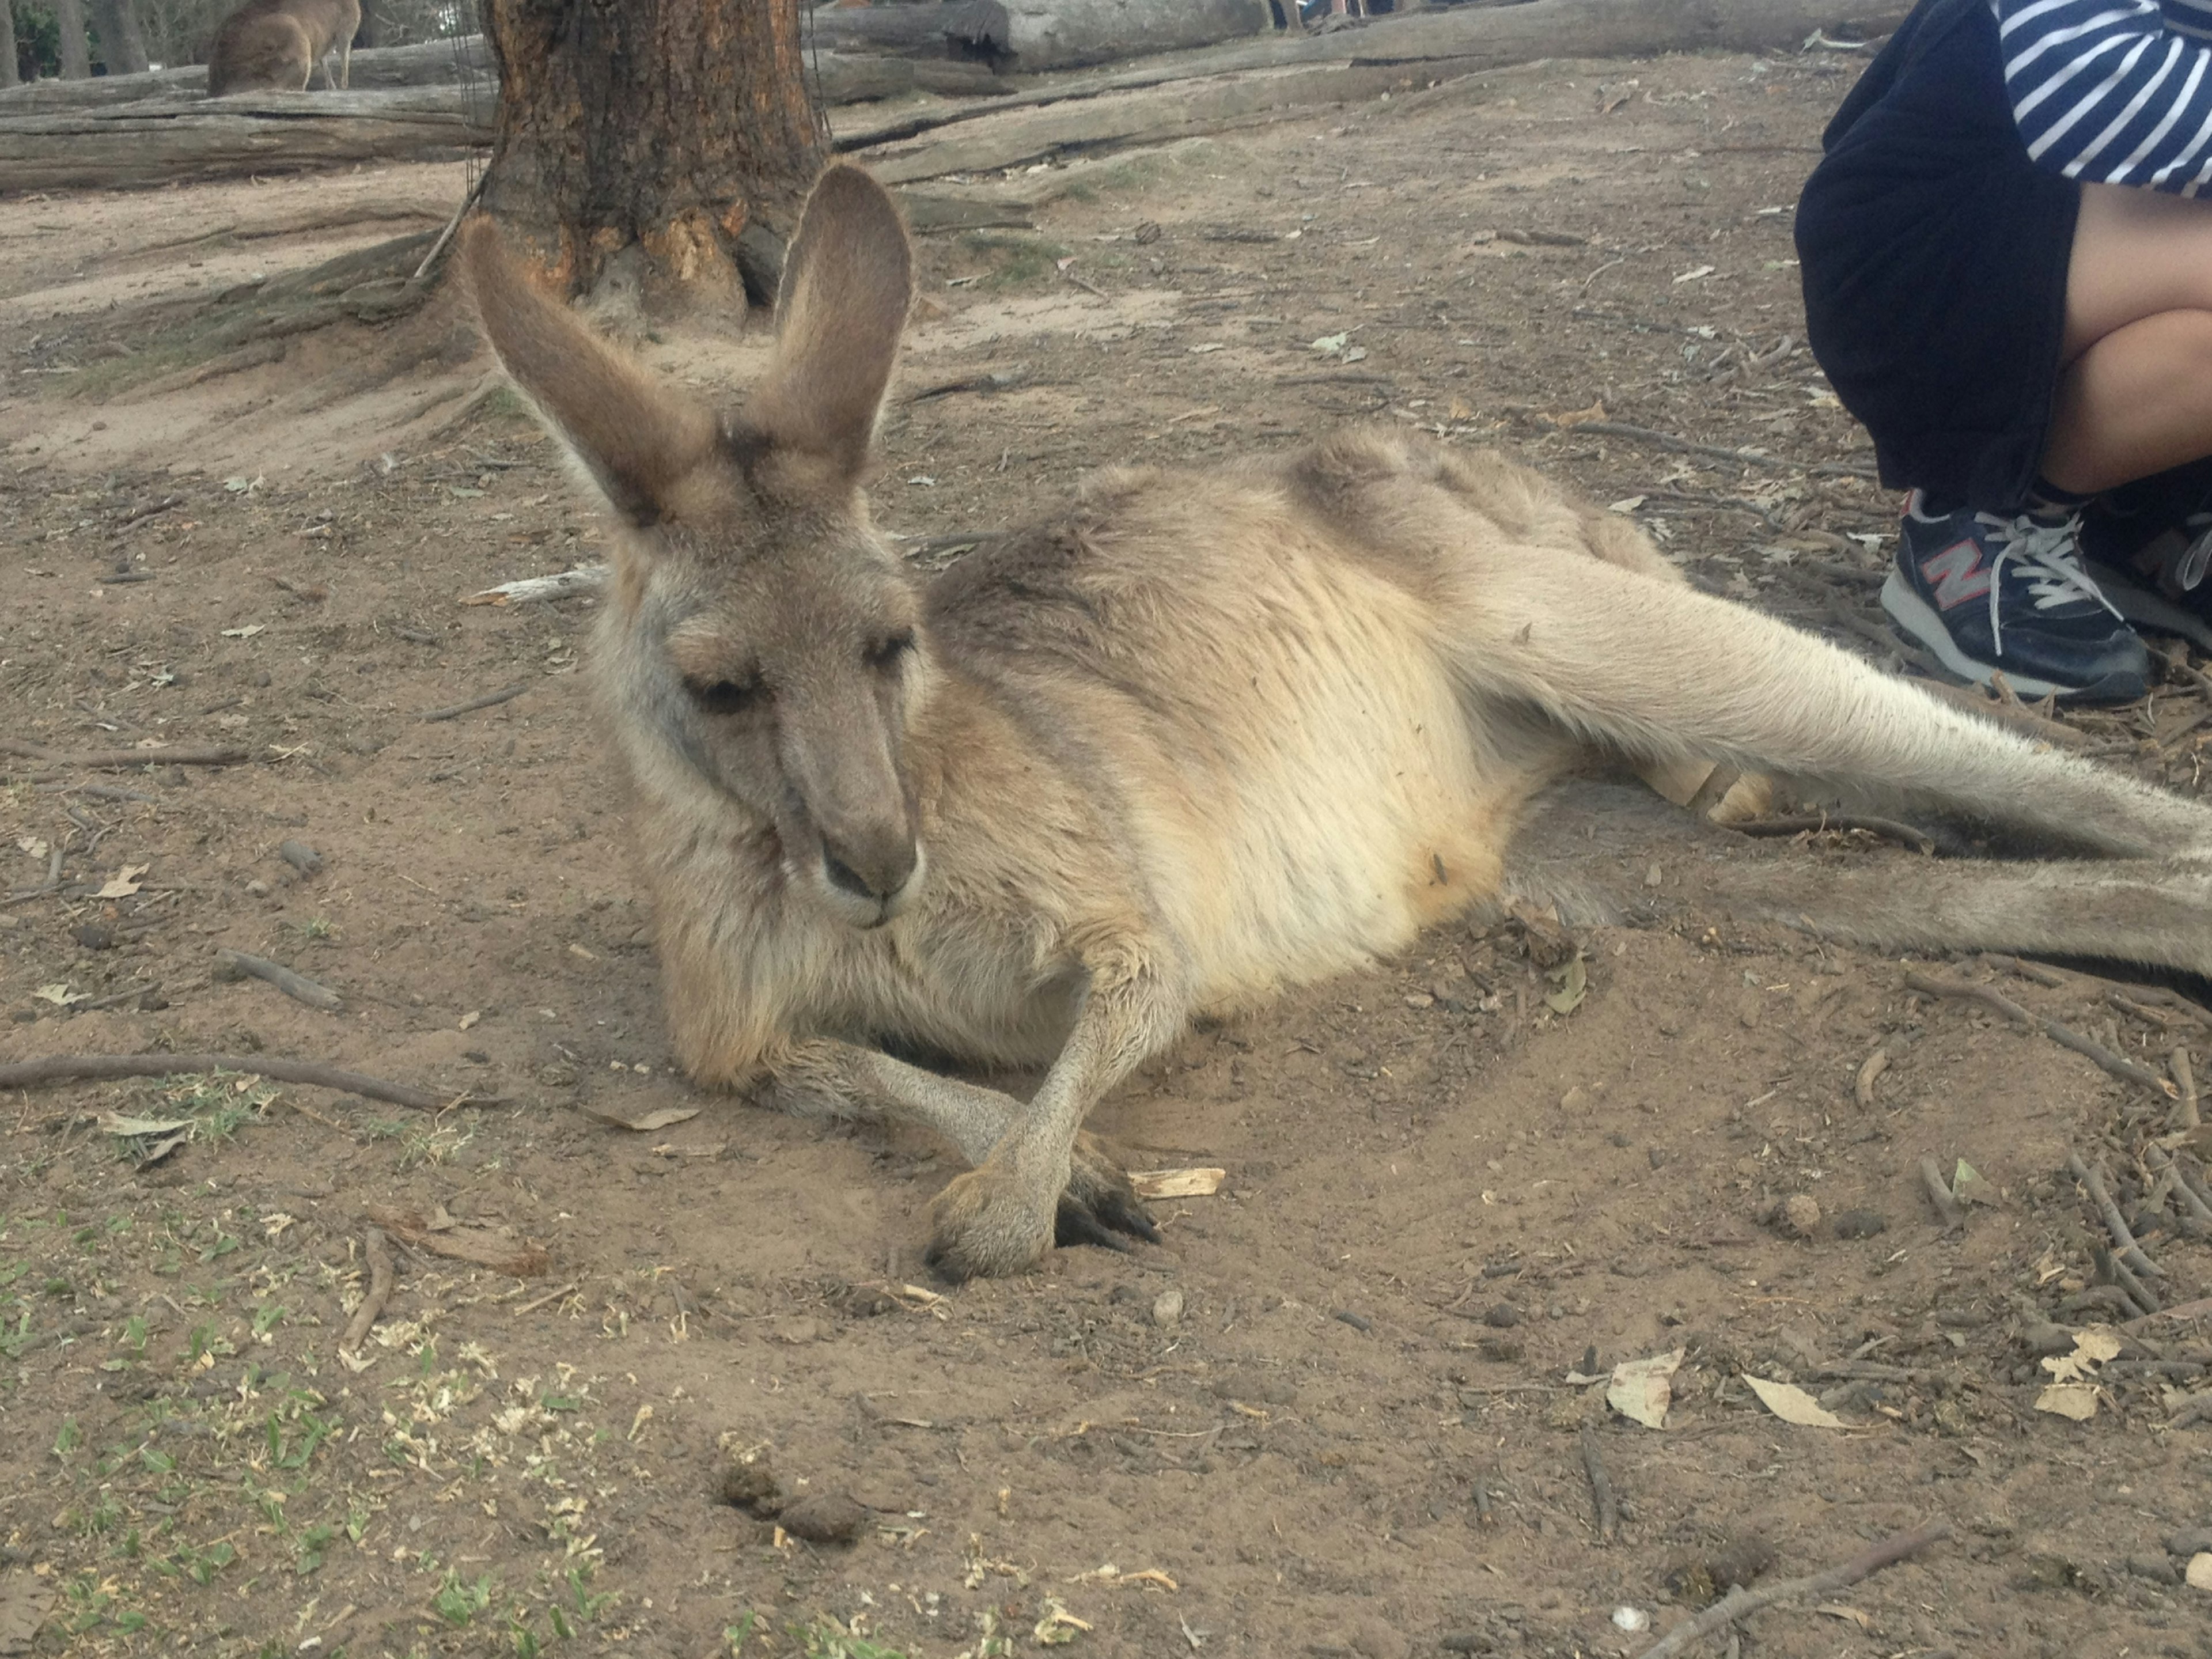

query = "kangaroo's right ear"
[{"left": 459, "top": 218, "right": 718, "bottom": 528}]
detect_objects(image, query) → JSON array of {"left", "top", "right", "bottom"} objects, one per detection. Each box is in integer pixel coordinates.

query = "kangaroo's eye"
[
  {"left": 687, "top": 677, "right": 763, "bottom": 715},
  {"left": 867, "top": 630, "right": 916, "bottom": 670}
]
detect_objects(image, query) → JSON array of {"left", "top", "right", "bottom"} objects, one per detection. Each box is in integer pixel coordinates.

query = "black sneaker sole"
[{"left": 1879, "top": 570, "right": 2147, "bottom": 705}]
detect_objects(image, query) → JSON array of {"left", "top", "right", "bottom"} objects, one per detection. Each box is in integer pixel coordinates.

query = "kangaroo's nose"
[{"left": 822, "top": 832, "right": 917, "bottom": 903}]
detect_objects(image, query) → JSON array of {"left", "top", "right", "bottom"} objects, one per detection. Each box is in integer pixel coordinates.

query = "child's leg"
[{"left": 2043, "top": 183, "right": 2212, "bottom": 494}]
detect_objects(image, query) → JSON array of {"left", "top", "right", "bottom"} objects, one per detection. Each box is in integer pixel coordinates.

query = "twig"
[
  {"left": 340, "top": 1226, "right": 396, "bottom": 1351},
  {"left": 1637, "top": 1522, "right": 1950, "bottom": 1659},
  {"left": 1979, "top": 952, "right": 2071, "bottom": 989},
  {"left": 1853, "top": 1047, "right": 1889, "bottom": 1109},
  {"left": 1729, "top": 813, "right": 1934, "bottom": 855},
  {"left": 2068, "top": 1147, "right": 2165, "bottom": 1279},
  {"left": 1472, "top": 1464, "right": 1497, "bottom": 1527},
  {"left": 37, "top": 783, "right": 160, "bottom": 804},
  {"left": 2176, "top": 1046, "right": 2202, "bottom": 1131},
  {"left": 2152, "top": 1145, "right": 2212, "bottom": 1223},
  {"left": 417, "top": 683, "right": 530, "bottom": 722},
  {"left": 1918, "top": 1156, "right": 1964, "bottom": 1230},
  {"left": 214, "top": 948, "right": 342, "bottom": 1012},
  {"left": 2169, "top": 1388, "right": 2212, "bottom": 1429},
  {"left": 2092, "top": 1243, "right": 2160, "bottom": 1315},
  {"left": 410, "top": 170, "right": 490, "bottom": 286},
  {"left": 1903, "top": 971, "right": 2177, "bottom": 1097},
  {"left": 462, "top": 566, "right": 609, "bottom": 606},
  {"left": 0, "top": 1053, "right": 477, "bottom": 1111},
  {"left": 512, "top": 1279, "right": 584, "bottom": 1317},
  {"left": 1682, "top": 763, "right": 1741, "bottom": 819},
  {"left": 116, "top": 493, "right": 185, "bottom": 527},
  {"left": 1579, "top": 1431, "right": 1619, "bottom": 1542},
  {"left": 0, "top": 740, "right": 248, "bottom": 770},
  {"left": 74, "top": 981, "right": 159, "bottom": 1013}
]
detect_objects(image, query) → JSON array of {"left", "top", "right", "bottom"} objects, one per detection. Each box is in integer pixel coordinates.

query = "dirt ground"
[{"left": 6, "top": 39, "right": 2212, "bottom": 1659}]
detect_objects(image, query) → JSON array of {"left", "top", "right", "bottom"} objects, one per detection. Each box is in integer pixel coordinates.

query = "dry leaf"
[
  {"left": 1544, "top": 399, "right": 1608, "bottom": 429},
  {"left": 1742, "top": 1374, "right": 1845, "bottom": 1429},
  {"left": 1608, "top": 495, "right": 1646, "bottom": 514},
  {"left": 584, "top": 1106, "right": 701, "bottom": 1133},
  {"left": 1130, "top": 1167, "right": 1225, "bottom": 1199},
  {"left": 2188, "top": 1552, "right": 2212, "bottom": 1591},
  {"left": 95, "top": 863, "right": 149, "bottom": 899},
  {"left": 99, "top": 1113, "right": 193, "bottom": 1138},
  {"left": 31, "top": 983, "right": 84, "bottom": 1007},
  {"left": 1814, "top": 1604, "right": 1872, "bottom": 1630},
  {"left": 15, "top": 836, "right": 49, "bottom": 861},
  {"left": 458, "top": 1009, "right": 482, "bottom": 1031},
  {"left": 2034, "top": 1382, "right": 2100, "bottom": 1421},
  {"left": 2041, "top": 1325, "right": 2122, "bottom": 1385},
  {"left": 0, "top": 1568, "right": 59, "bottom": 1659},
  {"left": 1951, "top": 1158, "right": 1998, "bottom": 1206},
  {"left": 1544, "top": 952, "right": 1588, "bottom": 1015},
  {"left": 1608, "top": 1349, "right": 1684, "bottom": 1430}
]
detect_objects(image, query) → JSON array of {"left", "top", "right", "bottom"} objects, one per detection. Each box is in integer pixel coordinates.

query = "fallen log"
[
  {"left": 993, "top": 0, "right": 1275, "bottom": 71},
  {"left": 840, "top": 0, "right": 1912, "bottom": 154}
]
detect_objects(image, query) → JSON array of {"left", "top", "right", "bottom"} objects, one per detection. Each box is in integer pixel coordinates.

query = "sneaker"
[
  {"left": 1880, "top": 492, "right": 2149, "bottom": 703},
  {"left": 2081, "top": 477, "right": 2212, "bottom": 653}
]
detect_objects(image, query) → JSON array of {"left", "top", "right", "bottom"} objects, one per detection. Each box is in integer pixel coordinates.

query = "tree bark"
[
  {"left": 56, "top": 0, "right": 91, "bottom": 78},
  {"left": 87, "top": 0, "right": 149, "bottom": 73},
  {"left": 480, "top": 0, "right": 827, "bottom": 317},
  {"left": 0, "top": 0, "right": 20, "bottom": 90}
]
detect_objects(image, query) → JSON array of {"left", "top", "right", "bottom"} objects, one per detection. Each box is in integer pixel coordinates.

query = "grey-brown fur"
[
  {"left": 460, "top": 166, "right": 2212, "bottom": 1281},
  {"left": 206, "top": 0, "right": 358, "bottom": 94}
]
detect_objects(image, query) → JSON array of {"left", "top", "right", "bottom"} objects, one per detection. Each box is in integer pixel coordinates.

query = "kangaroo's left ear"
[{"left": 747, "top": 165, "right": 915, "bottom": 477}]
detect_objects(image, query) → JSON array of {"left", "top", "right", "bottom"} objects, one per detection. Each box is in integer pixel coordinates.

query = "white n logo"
[{"left": 1920, "top": 540, "right": 1991, "bottom": 611}]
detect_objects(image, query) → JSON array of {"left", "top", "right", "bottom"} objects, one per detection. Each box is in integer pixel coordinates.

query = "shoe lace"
[{"left": 1975, "top": 510, "right": 2120, "bottom": 657}]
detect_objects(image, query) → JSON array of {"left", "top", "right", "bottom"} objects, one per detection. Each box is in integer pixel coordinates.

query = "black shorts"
[{"left": 1796, "top": 0, "right": 2079, "bottom": 511}]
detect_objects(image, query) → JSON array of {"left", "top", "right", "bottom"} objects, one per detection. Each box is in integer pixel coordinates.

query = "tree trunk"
[
  {"left": 56, "top": 0, "right": 91, "bottom": 77},
  {"left": 86, "top": 0, "right": 149, "bottom": 73},
  {"left": 480, "top": 0, "right": 826, "bottom": 320},
  {"left": 0, "top": 0, "right": 20, "bottom": 90},
  {"left": 356, "top": 0, "right": 387, "bottom": 48}
]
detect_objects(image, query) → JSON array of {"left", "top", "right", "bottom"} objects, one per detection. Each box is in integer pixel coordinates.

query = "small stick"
[
  {"left": 38, "top": 783, "right": 160, "bottom": 804},
  {"left": 1579, "top": 1431, "right": 1619, "bottom": 1543},
  {"left": 1918, "top": 1156, "right": 1964, "bottom": 1230},
  {"left": 2149, "top": 1145, "right": 2212, "bottom": 1224},
  {"left": 74, "top": 981, "right": 160, "bottom": 1013},
  {"left": 1903, "top": 971, "right": 2176, "bottom": 1096},
  {"left": 2092, "top": 1243, "right": 2160, "bottom": 1316},
  {"left": 1729, "top": 813, "right": 1935, "bottom": 855},
  {"left": 0, "top": 1053, "right": 475, "bottom": 1111},
  {"left": 214, "top": 948, "right": 342, "bottom": 1012},
  {"left": 410, "top": 169, "right": 490, "bottom": 286},
  {"left": 2175, "top": 1046, "right": 2201, "bottom": 1131},
  {"left": 117, "top": 493, "right": 185, "bottom": 527},
  {"left": 2170, "top": 1151, "right": 2212, "bottom": 1219},
  {"left": 1472, "top": 1467, "right": 1496, "bottom": 1527},
  {"left": 1979, "top": 952, "right": 2071, "bottom": 989},
  {"left": 463, "top": 565, "right": 609, "bottom": 606},
  {"left": 0, "top": 741, "right": 248, "bottom": 771},
  {"left": 1637, "top": 1522, "right": 1950, "bottom": 1659},
  {"left": 1682, "top": 763, "right": 1741, "bottom": 820},
  {"left": 417, "top": 683, "right": 530, "bottom": 723},
  {"left": 340, "top": 1227, "right": 396, "bottom": 1351},
  {"left": 2169, "top": 1389, "right": 2212, "bottom": 1430},
  {"left": 512, "top": 1279, "right": 584, "bottom": 1317},
  {"left": 2067, "top": 1148, "right": 2165, "bottom": 1279},
  {"left": 1853, "top": 1047, "right": 1889, "bottom": 1109}
]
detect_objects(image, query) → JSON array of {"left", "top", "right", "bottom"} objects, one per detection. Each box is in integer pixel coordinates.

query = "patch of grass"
[
  {"left": 434, "top": 1569, "right": 497, "bottom": 1626},
  {"left": 793, "top": 1618, "right": 911, "bottom": 1659},
  {"left": 956, "top": 230, "right": 1071, "bottom": 290}
]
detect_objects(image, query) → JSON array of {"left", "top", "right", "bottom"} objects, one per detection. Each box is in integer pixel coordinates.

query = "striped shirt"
[{"left": 1998, "top": 0, "right": 2212, "bottom": 191}]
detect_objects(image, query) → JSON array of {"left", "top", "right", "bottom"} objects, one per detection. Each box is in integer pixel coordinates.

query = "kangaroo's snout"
[{"left": 821, "top": 827, "right": 919, "bottom": 909}]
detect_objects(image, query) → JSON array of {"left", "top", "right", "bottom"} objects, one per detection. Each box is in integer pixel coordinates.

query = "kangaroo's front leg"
[
  {"left": 924, "top": 959, "right": 1186, "bottom": 1280},
  {"left": 763, "top": 1039, "right": 1158, "bottom": 1255}
]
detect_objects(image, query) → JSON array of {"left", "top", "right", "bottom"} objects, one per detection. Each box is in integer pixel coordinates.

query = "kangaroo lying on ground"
[
  {"left": 460, "top": 166, "right": 2212, "bottom": 1280},
  {"left": 207, "top": 0, "right": 358, "bottom": 94}
]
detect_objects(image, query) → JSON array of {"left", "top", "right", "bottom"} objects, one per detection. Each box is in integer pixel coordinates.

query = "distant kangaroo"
[
  {"left": 461, "top": 167, "right": 2212, "bottom": 1281},
  {"left": 206, "top": 0, "right": 359, "bottom": 94}
]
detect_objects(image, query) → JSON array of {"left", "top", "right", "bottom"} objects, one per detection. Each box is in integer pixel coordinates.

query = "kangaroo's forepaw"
[
  {"left": 1065, "top": 1130, "right": 1161, "bottom": 1246},
  {"left": 925, "top": 1164, "right": 1056, "bottom": 1282}
]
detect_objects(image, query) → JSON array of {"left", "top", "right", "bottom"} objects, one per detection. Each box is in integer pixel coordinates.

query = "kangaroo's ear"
[
  {"left": 748, "top": 166, "right": 914, "bottom": 476},
  {"left": 459, "top": 217, "right": 718, "bottom": 527}
]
